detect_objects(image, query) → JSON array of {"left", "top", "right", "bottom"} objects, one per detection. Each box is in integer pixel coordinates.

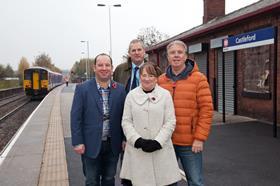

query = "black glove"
[
  {"left": 134, "top": 138, "right": 150, "bottom": 148},
  {"left": 141, "top": 140, "right": 162, "bottom": 153}
]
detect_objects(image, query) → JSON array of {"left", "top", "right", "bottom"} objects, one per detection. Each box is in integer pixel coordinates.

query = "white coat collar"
[{"left": 131, "top": 84, "right": 162, "bottom": 105}]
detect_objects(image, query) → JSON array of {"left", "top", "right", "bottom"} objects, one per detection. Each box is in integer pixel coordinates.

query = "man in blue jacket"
[{"left": 71, "top": 53, "right": 126, "bottom": 186}]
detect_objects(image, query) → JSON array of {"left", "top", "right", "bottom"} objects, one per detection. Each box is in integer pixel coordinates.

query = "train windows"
[
  {"left": 41, "top": 71, "right": 48, "bottom": 80},
  {"left": 24, "top": 71, "right": 32, "bottom": 80}
]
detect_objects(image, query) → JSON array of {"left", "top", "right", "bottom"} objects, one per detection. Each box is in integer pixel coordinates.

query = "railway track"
[
  {"left": 0, "top": 100, "right": 30, "bottom": 122},
  {"left": 0, "top": 95, "right": 30, "bottom": 120},
  {"left": 0, "top": 98, "right": 40, "bottom": 154},
  {"left": 0, "top": 87, "right": 23, "bottom": 100},
  {"left": 0, "top": 94, "right": 21, "bottom": 102},
  {"left": 0, "top": 93, "right": 27, "bottom": 106}
]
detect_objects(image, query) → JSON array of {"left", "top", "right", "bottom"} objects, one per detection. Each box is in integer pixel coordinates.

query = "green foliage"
[
  {"left": 0, "top": 64, "right": 5, "bottom": 79},
  {"left": 5, "top": 64, "right": 14, "bottom": 77},
  {"left": 0, "top": 64, "right": 15, "bottom": 79},
  {"left": 70, "top": 58, "right": 95, "bottom": 81}
]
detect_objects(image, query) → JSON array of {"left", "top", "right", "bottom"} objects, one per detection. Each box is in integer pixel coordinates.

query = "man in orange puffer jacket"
[{"left": 158, "top": 40, "right": 213, "bottom": 186}]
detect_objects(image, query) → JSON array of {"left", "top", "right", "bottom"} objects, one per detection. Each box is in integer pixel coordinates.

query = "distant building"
[{"left": 3, "top": 77, "right": 19, "bottom": 80}]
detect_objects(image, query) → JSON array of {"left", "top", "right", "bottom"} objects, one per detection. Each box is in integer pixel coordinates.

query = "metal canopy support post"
[
  {"left": 273, "top": 27, "right": 278, "bottom": 138},
  {"left": 222, "top": 51, "right": 226, "bottom": 123},
  {"left": 87, "top": 42, "right": 90, "bottom": 79},
  {"left": 81, "top": 40, "right": 89, "bottom": 80}
]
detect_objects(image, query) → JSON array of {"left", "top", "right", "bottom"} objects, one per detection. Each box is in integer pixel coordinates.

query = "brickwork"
[
  {"left": 235, "top": 16, "right": 279, "bottom": 122},
  {"left": 203, "top": 0, "right": 225, "bottom": 23},
  {"left": 148, "top": 5, "right": 280, "bottom": 123},
  {"left": 148, "top": 52, "right": 158, "bottom": 66}
]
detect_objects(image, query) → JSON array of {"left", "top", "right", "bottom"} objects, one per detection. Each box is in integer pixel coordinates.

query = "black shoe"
[{"left": 121, "top": 179, "right": 132, "bottom": 186}]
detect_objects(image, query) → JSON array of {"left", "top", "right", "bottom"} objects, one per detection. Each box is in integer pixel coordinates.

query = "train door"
[
  {"left": 32, "top": 71, "right": 40, "bottom": 90},
  {"left": 23, "top": 70, "right": 31, "bottom": 90}
]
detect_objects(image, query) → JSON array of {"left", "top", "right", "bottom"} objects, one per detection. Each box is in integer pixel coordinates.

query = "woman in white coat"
[{"left": 120, "top": 62, "right": 181, "bottom": 186}]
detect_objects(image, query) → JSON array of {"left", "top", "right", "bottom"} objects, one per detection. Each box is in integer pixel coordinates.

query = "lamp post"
[
  {"left": 81, "top": 40, "right": 90, "bottom": 80},
  {"left": 97, "top": 3, "right": 121, "bottom": 57}
]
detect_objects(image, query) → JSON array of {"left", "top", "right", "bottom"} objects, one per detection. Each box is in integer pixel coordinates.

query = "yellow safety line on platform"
[{"left": 38, "top": 87, "right": 69, "bottom": 186}]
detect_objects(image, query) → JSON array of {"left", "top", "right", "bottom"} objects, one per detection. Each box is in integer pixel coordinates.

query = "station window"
[{"left": 241, "top": 45, "right": 271, "bottom": 98}]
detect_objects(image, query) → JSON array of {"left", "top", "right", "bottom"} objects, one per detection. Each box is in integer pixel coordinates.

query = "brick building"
[{"left": 146, "top": 0, "right": 280, "bottom": 124}]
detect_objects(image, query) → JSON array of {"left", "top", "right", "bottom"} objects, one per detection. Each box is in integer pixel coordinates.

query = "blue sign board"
[{"left": 223, "top": 27, "right": 275, "bottom": 52}]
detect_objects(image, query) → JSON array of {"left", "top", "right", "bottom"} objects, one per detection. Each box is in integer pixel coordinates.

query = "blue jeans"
[
  {"left": 174, "top": 145, "right": 204, "bottom": 186},
  {"left": 82, "top": 140, "right": 119, "bottom": 186}
]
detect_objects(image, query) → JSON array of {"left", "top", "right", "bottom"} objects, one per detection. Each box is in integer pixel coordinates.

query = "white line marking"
[{"left": 0, "top": 93, "right": 50, "bottom": 166}]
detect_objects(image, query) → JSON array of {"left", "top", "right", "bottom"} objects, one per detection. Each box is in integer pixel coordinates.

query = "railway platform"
[{"left": 0, "top": 83, "right": 280, "bottom": 186}]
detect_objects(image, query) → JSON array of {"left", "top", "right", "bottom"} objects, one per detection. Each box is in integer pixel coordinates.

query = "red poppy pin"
[{"left": 112, "top": 82, "right": 117, "bottom": 89}]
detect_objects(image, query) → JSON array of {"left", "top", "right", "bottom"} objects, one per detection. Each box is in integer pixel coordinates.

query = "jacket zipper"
[{"left": 172, "top": 81, "right": 176, "bottom": 100}]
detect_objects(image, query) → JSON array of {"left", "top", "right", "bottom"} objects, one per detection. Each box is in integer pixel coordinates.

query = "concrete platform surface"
[{"left": 0, "top": 83, "right": 279, "bottom": 186}]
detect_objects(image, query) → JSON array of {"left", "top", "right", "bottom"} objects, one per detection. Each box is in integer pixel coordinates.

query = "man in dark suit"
[
  {"left": 71, "top": 53, "right": 126, "bottom": 186},
  {"left": 113, "top": 39, "right": 146, "bottom": 92}
]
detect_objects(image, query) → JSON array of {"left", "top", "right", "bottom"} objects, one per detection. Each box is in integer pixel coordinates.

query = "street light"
[
  {"left": 97, "top": 3, "right": 121, "bottom": 57},
  {"left": 80, "top": 40, "right": 90, "bottom": 80}
]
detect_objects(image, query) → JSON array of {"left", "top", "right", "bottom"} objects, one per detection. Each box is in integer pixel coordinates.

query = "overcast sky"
[{"left": 0, "top": 0, "right": 259, "bottom": 71}]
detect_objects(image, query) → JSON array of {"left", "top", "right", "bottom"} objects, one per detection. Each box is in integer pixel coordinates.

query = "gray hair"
[
  {"left": 128, "top": 39, "right": 145, "bottom": 52},
  {"left": 166, "top": 40, "right": 188, "bottom": 53}
]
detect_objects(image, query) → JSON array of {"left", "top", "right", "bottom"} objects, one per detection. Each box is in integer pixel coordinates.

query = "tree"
[
  {"left": 18, "top": 57, "right": 30, "bottom": 85},
  {"left": 70, "top": 58, "right": 95, "bottom": 81},
  {"left": 5, "top": 64, "right": 14, "bottom": 77},
  {"left": 34, "top": 53, "right": 52, "bottom": 69},
  {"left": 0, "top": 64, "right": 5, "bottom": 79},
  {"left": 33, "top": 53, "right": 61, "bottom": 73},
  {"left": 137, "top": 26, "right": 169, "bottom": 48}
]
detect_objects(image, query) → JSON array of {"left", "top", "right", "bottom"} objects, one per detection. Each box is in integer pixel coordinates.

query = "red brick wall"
[
  {"left": 235, "top": 15, "right": 279, "bottom": 123},
  {"left": 236, "top": 48, "right": 273, "bottom": 121},
  {"left": 147, "top": 11, "right": 280, "bottom": 123},
  {"left": 185, "top": 14, "right": 280, "bottom": 123},
  {"left": 203, "top": 0, "right": 225, "bottom": 23},
  {"left": 148, "top": 53, "right": 158, "bottom": 65}
]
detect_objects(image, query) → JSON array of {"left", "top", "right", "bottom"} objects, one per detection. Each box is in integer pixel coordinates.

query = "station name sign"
[{"left": 223, "top": 27, "right": 275, "bottom": 52}]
